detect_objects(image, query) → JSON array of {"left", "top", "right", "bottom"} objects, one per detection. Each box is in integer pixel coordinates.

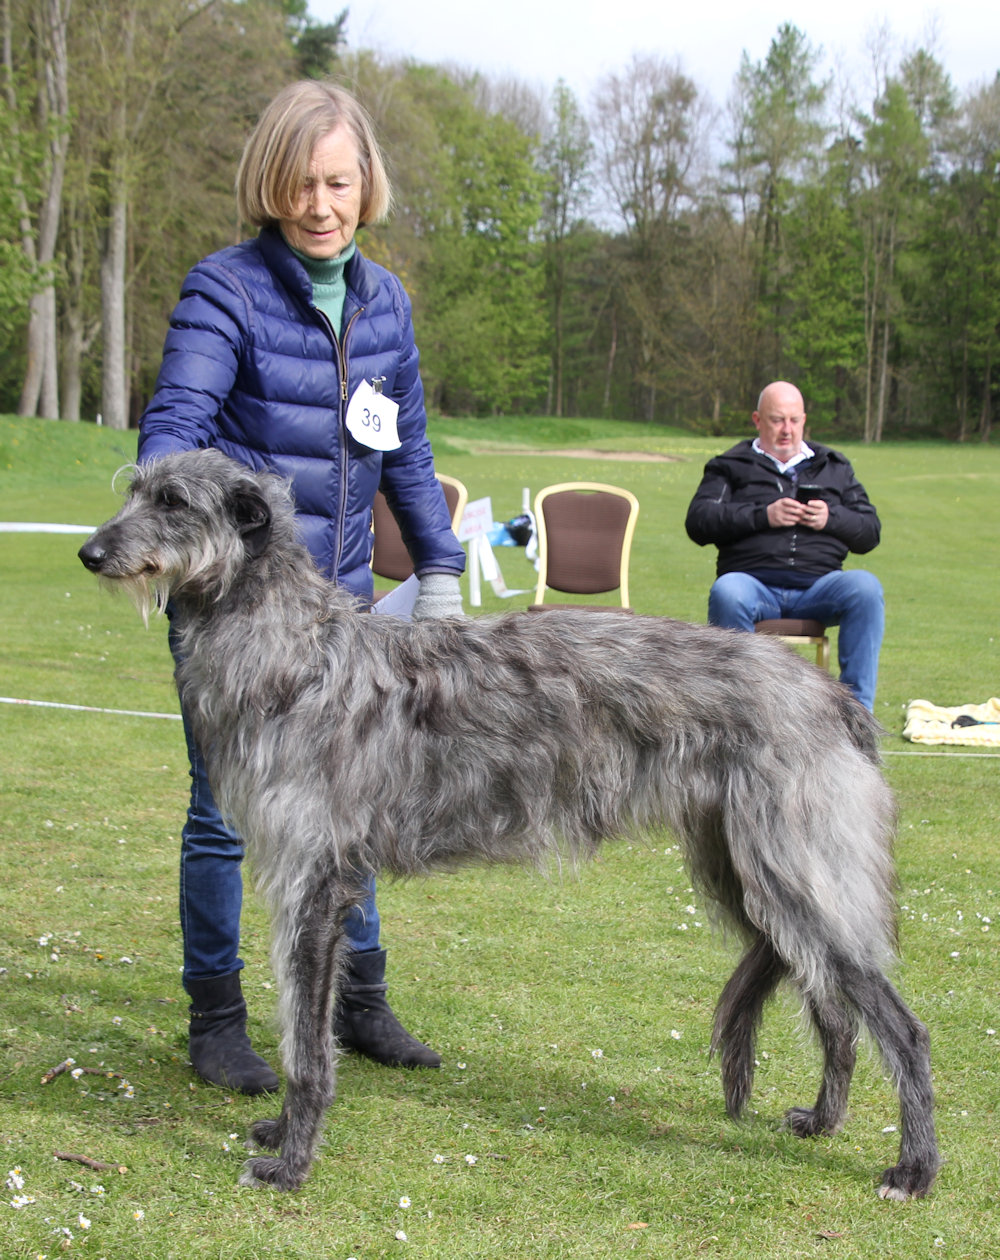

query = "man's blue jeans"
[
  {"left": 171, "top": 629, "right": 379, "bottom": 986},
  {"left": 707, "top": 569, "right": 884, "bottom": 711}
]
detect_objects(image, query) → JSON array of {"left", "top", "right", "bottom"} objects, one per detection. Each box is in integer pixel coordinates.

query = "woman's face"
[{"left": 279, "top": 125, "right": 364, "bottom": 259}]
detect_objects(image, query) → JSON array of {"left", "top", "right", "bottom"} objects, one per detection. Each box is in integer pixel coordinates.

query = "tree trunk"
[
  {"left": 874, "top": 220, "right": 897, "bottom": 443},
  {"left": 59, "top": 220, "right": 91, "bottom": 422},
  {"left": 16, "top": 0, "right": 71, "bottom": 419},
  {"left": 874, "top": 315, "right": 890, "bottom": 442},
  {"left": 602, "top": 307, "right": 617, "bottom": 416},
  {"left": 552, "top": 267, "right": 564, "bottom": 417},
  {"left": 62, "top": 310, "right": 83, "bottom": 422},
  {"left": 957, "top": 337, "right": 969, "bottom": 441},
  {"left": 862, "top": 237, "right": 876, "bottom": 443},
  {"left": 100, "top": 176, "right": 129, "bottom": 429}
]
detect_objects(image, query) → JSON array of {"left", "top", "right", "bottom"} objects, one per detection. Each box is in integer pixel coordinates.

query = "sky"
[{"left": 313, "top": 0, "right": 998, "bottom": 110}]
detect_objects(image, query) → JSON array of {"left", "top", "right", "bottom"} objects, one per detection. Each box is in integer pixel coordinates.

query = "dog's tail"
[
  {"left": 678, "top": 708, "right": 897, "bottom": 1002},
  {"left": 836, "top": 686, "right": 884, "bottom": 765}
]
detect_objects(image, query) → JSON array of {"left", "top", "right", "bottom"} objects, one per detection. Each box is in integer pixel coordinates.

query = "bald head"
[{"left": 753, "top": 382, "right": 806, "bottom": 461}]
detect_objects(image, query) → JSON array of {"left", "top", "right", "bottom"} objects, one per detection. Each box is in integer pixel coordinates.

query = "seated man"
[{"left": 685, "top": 380, "right": 884, "bottom": 711}]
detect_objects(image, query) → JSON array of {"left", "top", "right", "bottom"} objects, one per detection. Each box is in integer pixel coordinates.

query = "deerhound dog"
[{"left": 78, "top": 449, "right": 938, "bottom": 1199}]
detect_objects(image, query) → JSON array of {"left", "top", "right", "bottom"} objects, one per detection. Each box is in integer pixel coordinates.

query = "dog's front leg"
[{"left": 240, "top": 883, "right": 346, "bottom": 1191}]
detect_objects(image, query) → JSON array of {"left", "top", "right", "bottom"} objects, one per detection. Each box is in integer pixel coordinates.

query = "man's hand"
[{"left": 767, "top": 497, "right": 829, "bottom": 530}]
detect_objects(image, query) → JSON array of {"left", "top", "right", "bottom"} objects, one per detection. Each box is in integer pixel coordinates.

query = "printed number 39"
[{"left": 362, "top": 407, "right": 381, "bottom": 433}]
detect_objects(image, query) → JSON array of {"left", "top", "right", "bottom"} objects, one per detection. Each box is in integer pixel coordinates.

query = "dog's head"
[{"left": 78, "top": 450, "right": 290, "bottom": 621}]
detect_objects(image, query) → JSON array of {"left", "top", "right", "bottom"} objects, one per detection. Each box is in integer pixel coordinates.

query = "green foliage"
[
  {"left": 0, "top": 66, "right": 50, "bottom": 333},
  {"left": 0, "top": 234, "right": 45, "bottom": 336},
  {"left": 901, "top": 78, "right": 1000, "bottom": 438},
  {"left": 57, "top": 0, "right": 296, "bottom": 419},
  {"left": 590, "top": 56, "right": 709, "bottom": 421},
  {"left": 2, "top": 414, "right": 1000, "bottom": 1257},
  {"left": 723, "top": 25, "right": 830, "bottom": 381},
  {"left": 292, "top": 6, "right": 348, "bottom": 79},
  {"left": 2, "top": 10, "right": 999, "bottom": 435},
  {"left": 731, "top": 23, "right": 829, "bottom": 201},
  {"left": 782, "top": 166, "right": 866, "bottom": 416},
  {"left": 370, "top": 66, "right": 549, "bottom": 415},
  {"left": 538, "top": 81, "right": 593, "bottom": 416},
  {"left": 540, "top": 80, "right": 592, "bottom": 243}
]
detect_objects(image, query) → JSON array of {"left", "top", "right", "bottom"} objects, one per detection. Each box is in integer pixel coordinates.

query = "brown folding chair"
[
  {"left": 372, "top": 473, "right": 468, "bottom": 593},
  {"left": 754, "top": 618, "right": 831, "bottom": 670},
  {"left": 528, "top": 481, "right": 639, "bottom": 611}
]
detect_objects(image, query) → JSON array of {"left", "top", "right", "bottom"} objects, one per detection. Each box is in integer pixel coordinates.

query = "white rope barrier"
[{"left": 1, "top": 696, "right": 180, "bottom": 721}]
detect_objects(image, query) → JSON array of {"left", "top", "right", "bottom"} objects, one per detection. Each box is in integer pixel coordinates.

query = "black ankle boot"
[
  {"left": 334, "top": 948, "right": 440, "bottom": 1069},
  {"left": 187, "top": 972, "right": 279, "bottom": 1095}
]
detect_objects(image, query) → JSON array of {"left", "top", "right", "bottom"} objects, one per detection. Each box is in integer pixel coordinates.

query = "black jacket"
[{"left": 685, "top": 440, "right": 880, "bottom": 581}]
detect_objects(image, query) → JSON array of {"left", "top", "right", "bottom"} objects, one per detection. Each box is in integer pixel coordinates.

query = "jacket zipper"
[{"left": 315, "top": 304, "right": 365, "bottom": 582}]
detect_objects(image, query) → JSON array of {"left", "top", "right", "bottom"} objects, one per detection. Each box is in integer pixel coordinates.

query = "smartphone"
[{"left": 795, "top": 484, "right": 822, "bottom": 503}]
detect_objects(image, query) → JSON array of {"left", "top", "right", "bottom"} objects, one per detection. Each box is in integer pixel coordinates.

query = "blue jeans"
[
  {"left": 171, "top": 627, "right": 380, "bottom": 986},
  {"left": 707, "top": 569, "right": 884, "bottom": 711}
]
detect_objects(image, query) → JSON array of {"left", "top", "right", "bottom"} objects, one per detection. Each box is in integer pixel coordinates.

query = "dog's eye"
[{"left": 160, "top": 488, "right": 186, "bottom": 509}]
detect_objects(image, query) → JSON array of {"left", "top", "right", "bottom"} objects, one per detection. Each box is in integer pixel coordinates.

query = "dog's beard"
[
  {"left": 103, "top": 572, "right": 171, "bottom": 628},
  {"left": 94, "top": 530, "right": 238, "bottom": 626}
]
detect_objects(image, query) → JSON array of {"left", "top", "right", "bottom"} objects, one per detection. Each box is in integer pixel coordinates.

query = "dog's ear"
[{"left": 231, "top": 487, "right": 272, "bottom": 558}]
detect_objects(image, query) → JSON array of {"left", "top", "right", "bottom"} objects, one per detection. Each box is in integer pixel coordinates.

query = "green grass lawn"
[{"left": 1, "top": 413, "right": 998, "bottom": 1259}]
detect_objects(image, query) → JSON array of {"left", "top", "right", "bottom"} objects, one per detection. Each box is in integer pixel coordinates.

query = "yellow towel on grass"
[{"left": 903, "top": 697, "right": 1000, "bottom": 747}]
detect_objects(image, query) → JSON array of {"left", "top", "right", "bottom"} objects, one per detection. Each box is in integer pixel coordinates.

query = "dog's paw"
[
  {"left": 877, "top": 1159, "right": 938, "bottom": 1201},
  {"left": 239, "top": 1156, "right": 304, "bottom": 1192},
  {"left": 783, "top": 1106, "right": 838, "bottom": 1138},
  {"left": 249, "top": 1117, "right": 284, "bottom": 1150}
]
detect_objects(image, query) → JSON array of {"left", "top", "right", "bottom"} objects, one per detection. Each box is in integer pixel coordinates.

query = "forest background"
[{"left": 3, "top": 0, "right": 999, "bottom": 441}]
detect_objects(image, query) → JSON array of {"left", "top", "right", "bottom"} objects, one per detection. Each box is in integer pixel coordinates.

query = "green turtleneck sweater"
[{"left": 285, "top": 238, "right": 356, "bottom": 339}]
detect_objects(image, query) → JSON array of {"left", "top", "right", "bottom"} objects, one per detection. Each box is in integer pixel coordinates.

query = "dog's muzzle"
[{"left": 78, "top": 537, "right": 109, "bottom": 573}]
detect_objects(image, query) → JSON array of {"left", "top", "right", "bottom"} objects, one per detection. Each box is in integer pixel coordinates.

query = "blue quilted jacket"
[{"left": 138, "top": 226, "right": 465, "bottom": 598}]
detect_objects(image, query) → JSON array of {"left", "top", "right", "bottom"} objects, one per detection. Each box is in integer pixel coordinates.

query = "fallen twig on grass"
[
  {"left": 40, "top": 1057, "right": 76, "bottom": 1084},
  {"left": 40, "top": 1058, "right": 124, "bottom": 1085},
  {"left": 54, "top": 1151, "right": 128, "bottom": 1174}
]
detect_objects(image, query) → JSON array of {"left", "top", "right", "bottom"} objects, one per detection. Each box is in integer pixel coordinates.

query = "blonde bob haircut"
[{"left": 236, "top": 81, "right": 392, "bottom": 229}]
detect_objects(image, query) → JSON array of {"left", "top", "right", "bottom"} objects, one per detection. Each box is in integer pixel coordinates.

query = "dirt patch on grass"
[{"left": 503, "top": 447, "right": 682, "bottom": 463}]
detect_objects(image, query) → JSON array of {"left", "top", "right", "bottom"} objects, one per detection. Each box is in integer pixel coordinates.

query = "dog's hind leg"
[
  {"left": 711, "top": 934, "right": 788, "bottom": 1120},
  {"left": 784, "top": 991, "right": 858, "bottom": 1137},
  {"left": 836, "top": 962, "right": 939, "bottom": 1199},
  {"left": 240, "top": 878, "right": 347, "bottom": 1192},
  {"left": 715, "top": 940, "right": 860, "bottom": 1140}
]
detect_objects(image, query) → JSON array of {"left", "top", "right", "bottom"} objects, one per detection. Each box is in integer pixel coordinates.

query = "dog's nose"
[{"left": 78, "top": 539, "right": 107, "bottom": 572}]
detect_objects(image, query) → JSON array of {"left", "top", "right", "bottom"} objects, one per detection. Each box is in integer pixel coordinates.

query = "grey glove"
[{"left": 411, "top": 573, "right": 464, "bottom": 621}]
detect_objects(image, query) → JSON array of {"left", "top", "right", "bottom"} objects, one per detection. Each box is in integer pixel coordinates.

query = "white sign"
[{"left": 456, "top": 497, "right": 493, "bottom": 543}]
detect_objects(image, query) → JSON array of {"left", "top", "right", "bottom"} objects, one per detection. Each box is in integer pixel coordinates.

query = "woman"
[{"left": 139, "top": 81, "right": 465, "bottom": 1093}]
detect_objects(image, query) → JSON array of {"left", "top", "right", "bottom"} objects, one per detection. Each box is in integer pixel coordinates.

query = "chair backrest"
[
  {"left": 532, "top": 482, "right": 640, "bottom": 608},
  {"left": 372, "top": 474, "right": 468, "bottom": 582},
  {"left": 754, "top": 618, "right": 831, "bottom": 670}
]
